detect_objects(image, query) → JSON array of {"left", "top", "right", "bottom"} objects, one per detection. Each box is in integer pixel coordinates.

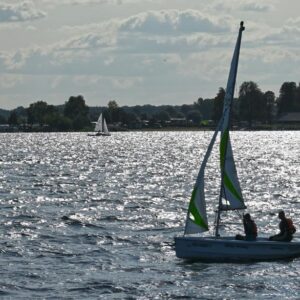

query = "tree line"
[{"left": 2, "top": 81, "right": 300, "bottom": 131}]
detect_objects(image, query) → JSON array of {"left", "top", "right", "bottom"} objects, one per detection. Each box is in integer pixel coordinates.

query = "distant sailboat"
[
  {"left": 88, "top": 113, "right": 110, "bottom": 136},
  {"left": 174, "top": 22, "right": 300, "bottom": 262}
]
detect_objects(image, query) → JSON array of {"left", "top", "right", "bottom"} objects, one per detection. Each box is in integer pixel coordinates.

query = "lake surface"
[{"left": 0, "top": 131, "right": 299, "bottom": 299}]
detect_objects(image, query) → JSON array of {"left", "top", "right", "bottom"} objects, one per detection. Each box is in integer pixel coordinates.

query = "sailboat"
[
  {"left": 175, "top": 22, "right": 300, "bottom": 262},
  {"left": 88, "top": 113, "right": 110, "bottom": 136}
]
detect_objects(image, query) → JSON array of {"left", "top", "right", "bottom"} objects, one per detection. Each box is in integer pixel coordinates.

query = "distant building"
[
  {"left": 169, "top": 117, "right": 187, "bottom": 126},
  {"left": 277, "top": 112, "right": 300, "bottom": 124}
]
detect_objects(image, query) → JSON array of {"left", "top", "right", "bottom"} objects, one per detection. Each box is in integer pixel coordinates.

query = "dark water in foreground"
[{"left": 0, "top": 131, "right": 299, "bottom": 299}]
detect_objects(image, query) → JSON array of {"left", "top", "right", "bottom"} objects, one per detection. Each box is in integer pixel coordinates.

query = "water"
[{"left": 0, "top": 131, "right": 299, "bottom": 299}]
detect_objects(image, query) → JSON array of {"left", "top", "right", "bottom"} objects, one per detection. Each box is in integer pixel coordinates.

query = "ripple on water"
[{"left": 0, "top": 131, "right": 299, "bottom": 298}]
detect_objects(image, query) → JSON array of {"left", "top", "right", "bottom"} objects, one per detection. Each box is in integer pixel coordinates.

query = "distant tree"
[
  {"left": 239, "top": 81, "right": 264, "bottom": 127},
  {"left": 180, "top": 104, "right": 192, "bottom": 116},
  {"left": 262, "top": 91, "right": 276, "bottom": 124},
  {"left": 64, "top": 95, "right": 89, "bottom": 119},
  {"left": 0, "top": 114, "right": 7, "bottom": 124},
  {"left": 64, "top": 95, "right": 89, "bottom": 130},
  {"left": 133, "top": 106, "right": 142, "bottom": 116},
  {"left": 155, "top": 111, "right": 170, "bottom": 124},
  {"left": 44, "top": 114, "right": 72, "bottom": 131},
  {"left": 212, "top": 87, "right": 225, "bottom": 122},
  {"left": 56, "top": 116, "right": 73, "bottom": 131},
  {"left": 277, "top": 82, "right": 297, "bottom": 115},
  {"left": 108, "top": 100, "right": 119, "bottom": 110},
  {"left": 27, "top": 101, "right": 50, "bottom": 125},
  {"left": 193, "top": 97, "right": 204, "bottom": 112},
  {"left": 107, "top": 100, "right": 122, "bottom": 123},
  {"left": 14, "top": 106, "right": 27, "bottom": 121},
  {"left": 149, "top": 115, "right": 159, "bottom": 127},
  {"left": 295, "top": 83, "right": 300, "bottom": 112},
  {"left": 8, "top": 111, "right": 19, "bottom": 125},
  {"left": 187, "top": 110, "right": 202, "bottom": 125},
  {"left": 194, "top": 97, "right": 214, "bottom": 120},
  {"left": 121, "top": 111, "right": 138, "bottom": 125},
  {"left": 164, "top": 106, "right": 178, "bottom": 117},
  {"left": 140, "top": 113, "right": 148, "bottom": 120},
  {"left": 176, "top": 111, "right": 185, "bottom": 118}
]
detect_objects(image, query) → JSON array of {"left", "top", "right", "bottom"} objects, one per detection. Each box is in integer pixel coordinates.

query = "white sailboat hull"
[
  {"left": 87, "top": 132, "right": 111, "bottom": 137},
  {"left": 175, "top": 236, "right": 300, "bottom": 262}
]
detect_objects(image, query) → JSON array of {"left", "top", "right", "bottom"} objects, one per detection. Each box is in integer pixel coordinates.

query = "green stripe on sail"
[
  {"left": 223, "top": 172, "right": 243, "bottom": 202},
  {"left": 188, "top": 187, "right": 208, "bottom": 230},
  {"left": 220, "top": 129, "right": 229, "bottom": 168}
]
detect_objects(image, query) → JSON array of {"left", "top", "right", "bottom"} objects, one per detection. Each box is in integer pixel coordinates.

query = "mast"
[{"left": 215, "top": 21, "right": 245, "bottom": 237}]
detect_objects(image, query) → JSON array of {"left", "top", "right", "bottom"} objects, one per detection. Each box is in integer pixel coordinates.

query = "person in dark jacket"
[
  {"left": 236, "top": 213, "right": 257, "bottom": 241},
  {"left": 269, "top": 210, "right": 296, "bottom": 242}
]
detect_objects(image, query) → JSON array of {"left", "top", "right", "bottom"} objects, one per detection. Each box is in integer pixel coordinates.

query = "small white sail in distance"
[
  {"left": 103, "top": 117, "right": 109, "bottom": 134},
  {"left": 184, "top": 22, "right": 246, "bottom": 235},
  {"left": 94, "top": 113, "right": 103, "bottom": 132}
]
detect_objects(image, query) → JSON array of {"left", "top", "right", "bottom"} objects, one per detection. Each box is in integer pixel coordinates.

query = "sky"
[{"left": 0, "top": 0, "right": 299, "bottom": 109}]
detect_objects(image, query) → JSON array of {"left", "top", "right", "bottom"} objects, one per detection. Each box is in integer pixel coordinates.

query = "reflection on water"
[{"left": 0, "top": 131, "right": 299, "bottom": 298}]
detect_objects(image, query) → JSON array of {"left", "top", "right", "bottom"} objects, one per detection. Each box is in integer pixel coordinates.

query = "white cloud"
[
  {"left": 0, "top": 5, "right": 300, "bottom": 108},
  {"left": 240, "top": 1, "right": 274, "bottom": 12},
  {"left": 286, "top": 17, "right": 300, "bottom": 27},
  {"left": 0, "top": 1, "right": 46, "bottom": 23},
  {"left": 1, "top": 9, "right": 299, "bottom": 80},
  {"left": 216, "top": 0, "right": 274, "bottom": 13},
  {"left": 0, "top": 74, "right": 23, "bottom": 88},
  {"left": 119, "top": 10, "right": 232, "bottom": 34},
  {"left": 35, "top": 0, "right": 148, "bottom": 6}
]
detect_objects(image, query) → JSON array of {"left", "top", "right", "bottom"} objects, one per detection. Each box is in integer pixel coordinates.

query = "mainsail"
[
  {"left": 219, "top": 21, "right": 246, "bottom": 211},
  {"left": 94, "top": 114, "right": 103, "bottom": 132},
  {"left": 184, "top": 22, "right": 245, "bottom": 235}
]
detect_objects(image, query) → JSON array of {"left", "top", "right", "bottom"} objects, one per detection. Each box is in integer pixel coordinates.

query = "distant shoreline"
[{"left": 1, "top": 125, "right": 300, "bottom": 133}]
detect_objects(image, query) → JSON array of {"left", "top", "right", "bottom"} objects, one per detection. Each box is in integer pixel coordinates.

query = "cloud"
[
  {"left": 216, "top": 0, "right": 274, "bottom": 13},
  {"left": 240, "top": 1, "right": 273, "bottom": 12},
  {"left": 0, "top": 1, "right": 46, "bottom": 23},
  {"left": 260, "top": 26, "right": 300, "bottom": 47},
  {"left": 1, "top": 8, "right": 295, "bottom": 79},
  {"left": 1, "top": 7, "right": 300, "bottom": 108},
  {"left": 1, "top": 9, "right": 298, "bottom": 76},
  {"left": 0, "top": 74, "right": 23, "bottom": 88},
  {"left": 119, "top": 9, "right": 232, "bottom": 34},
  {"left": 57, "top": 10, "right": 234, "bottom": 55},
  {"left": 36, "top": 0, "right": 144, "bottom": 6}
]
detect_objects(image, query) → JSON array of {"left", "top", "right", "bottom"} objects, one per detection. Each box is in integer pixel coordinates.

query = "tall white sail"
[
  {"left": 184, "top": 22, "right": 245, "bottom": 235},
  {"left": 219, "top": 22, "right": 246, "bottom": 211},
  {"left": 94, "top": 113, "right": 103, "bottom": 132}
]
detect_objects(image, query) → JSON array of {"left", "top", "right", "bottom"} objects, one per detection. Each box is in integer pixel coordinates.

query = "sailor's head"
[
  {"left": 278, "top": 210, "right": 285, "bottom": 219},
  {"left": 244, "top": 213, "right": 251, "bottom": 221}
]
